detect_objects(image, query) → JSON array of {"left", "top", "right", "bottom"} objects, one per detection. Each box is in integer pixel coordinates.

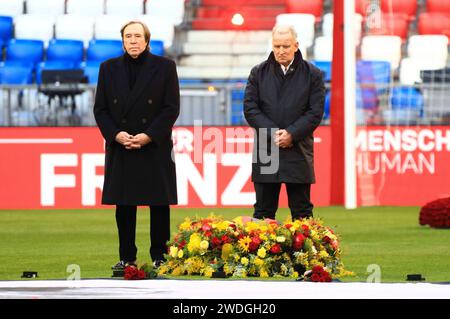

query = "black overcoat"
[
  {"left": 244, "top": 50, "right": 325, "bottom": 183},
  {"left": 94, "top": 52, "right": 180, "bottom": 205}
]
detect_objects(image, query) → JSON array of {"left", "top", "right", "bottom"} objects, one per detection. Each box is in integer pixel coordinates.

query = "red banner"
[{"left": 0, "top": 126, "right": 448, "bottom": 209}]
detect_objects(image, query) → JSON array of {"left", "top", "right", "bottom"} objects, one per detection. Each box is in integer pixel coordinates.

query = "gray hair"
[{"left": 272, "top": 25, "right": 298, "bottom": 40}]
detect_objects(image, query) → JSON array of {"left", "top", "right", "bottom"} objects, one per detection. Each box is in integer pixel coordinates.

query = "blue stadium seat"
[
  {"left": 47, "top": 39, "right": 84, "bottom": 65},
  {"left": 150, "top": 40, "right": 164, "bottom": 56},
  {"left": 357, "top": 60, "right": 391, "bottom": 90},
  {"left": 36, "top": 61, "right": 78, "bottom": 84},
  {"left": 0, "top": 16, "right": 13, "bottom": 44},
  {"left": 391, "top": 86, "right": 424, "bottom": 113},
  {"left": 311, "top": 60, "right": 332, "bottom": 82},
  {"left": 5, "top": 39, "right": 44, "bottom": 68},
  {"left": 81, "top": 63, "right": 100, "bottom": 84},
  {"left": 87, "top": 40, "right": 123, "bottom": 64},
  {"left": 323, "top": 90, "right": 330, "bottom": 119},
  {"left": 0, "top": 63, "right": 33, "bottom": 84},
  {"left": 382, "top": 86, "right": 424, "bottom": 124},
  {"left": 356, "top": 86, "right": 378, "bottom": 110}
]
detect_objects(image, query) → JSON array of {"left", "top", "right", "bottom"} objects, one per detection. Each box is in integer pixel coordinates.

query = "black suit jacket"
[{"left": 94, "top": 52, "right": 180, "bottom": 205}]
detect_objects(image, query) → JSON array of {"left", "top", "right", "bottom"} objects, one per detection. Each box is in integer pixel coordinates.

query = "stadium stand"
[
  {"left": 0, "top": 0, "right": 23, "bottom": 17},
  {"left": 0, "top": 15, "right": 13, "bottom": 45},
  {"left": 0, "top": 0, "right": 448, "bottom": 126},
  {"left": 0, "top": 62, "right": 33, "bottom": 84},
  {"left": 380, "top": 0, "right": 417, "bottom": 21},
  {"left": 14, "top": 14, "right": 55, "bottom": 47},
  {"left": 55, "top": 14, "right": 95, "bottom": 48},
  {"left": 26, "top": 0, "right": 65, "bottom": 17},
  {"left": 66, "top": 0, "right": 104, "bottom": 17}
]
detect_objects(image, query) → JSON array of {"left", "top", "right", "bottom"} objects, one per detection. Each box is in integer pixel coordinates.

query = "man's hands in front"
[
  {"left": 115, "top": 131, "right": 152, "bottom": 149},
  {"left": 275, "top": 129, "right": 294, "bottom": 148}
]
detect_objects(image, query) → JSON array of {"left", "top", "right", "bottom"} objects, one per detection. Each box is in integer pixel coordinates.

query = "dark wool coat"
[
  {"left": 244, "top": 50, "right": 325, "bottom": 183},
  {"left": 94, "top": 52, "right": 180, "bottom": 205}
]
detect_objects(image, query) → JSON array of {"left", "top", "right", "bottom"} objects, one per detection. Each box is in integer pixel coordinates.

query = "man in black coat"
[
  {"left": 244, "top": 25, "right": 325, "bottom": 221},
  {"left": 93, "top": 21, "right": 180, "bottom": 269}
]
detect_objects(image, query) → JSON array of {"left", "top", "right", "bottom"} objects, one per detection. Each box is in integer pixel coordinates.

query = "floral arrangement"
[
  {"left": 419, "top": 198, "right": 450, "bottom": 228},
  {"left": 158, "top": 214, "right": 351, "bottom": 281}
]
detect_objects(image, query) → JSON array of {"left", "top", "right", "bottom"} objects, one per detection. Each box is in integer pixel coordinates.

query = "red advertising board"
[{"left": 0, "top": 126, "right": 448, "bottom": 209}]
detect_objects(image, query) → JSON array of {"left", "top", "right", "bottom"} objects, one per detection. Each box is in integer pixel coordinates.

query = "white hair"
[{"left": 272, "top": 25, "right": 298, "bottom": 41}]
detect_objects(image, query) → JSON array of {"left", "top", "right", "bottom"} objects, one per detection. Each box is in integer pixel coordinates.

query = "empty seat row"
[
  {"left": 0, "top": 0, "right": 185, "bottom": 23},
  {"left": 0, "top": 14, "right": 175, "bottom": 48}
]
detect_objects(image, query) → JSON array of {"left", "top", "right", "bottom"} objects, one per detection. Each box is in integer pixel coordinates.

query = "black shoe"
[
  {"left": 153, "top": 259, "right": 165, "bottom": 268},
  {"left": 111, "top": 260, "right": 126, "bottom": 270},
  {"left": 111, "top": 260, "right": 137, "bottom": 270}
]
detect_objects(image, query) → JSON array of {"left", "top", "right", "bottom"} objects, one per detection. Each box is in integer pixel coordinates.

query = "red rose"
[
  {"left": 311, "top": 273, "right": 321, "bottom": 282},
  {"left": 221, "top": 235, "right": 231, "bottom": 243},
  {"left": 138, "top": 270, "right": 146, "bottom": 279},
  {"left": 293, "top": 233, "right": 305, "bottom": 250},
  {"left": 211, "top": 237, "right": 222, "bottom": 249},
  {"left": 204, "top": 231, "right": 212, "bottom": 237},
  {"left": 270, "top": 244, "right": 281, "bottom": 254},
  {"left": 202, "top": 223, "right": 212, "bottom": 232},
  {"left": 249, "top": 236, "right": 261, "bottom": 252},
  {"left": 301, "top": 225, "right": 310, "bottom": 237},
  {"left": 179, "top": 240, "right": 186, "bottom": 250},
  {"left": 323, "top": 236, "right": 332, "bottom": 244}
]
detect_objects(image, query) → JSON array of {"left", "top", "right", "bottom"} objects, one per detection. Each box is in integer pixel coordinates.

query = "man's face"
[
  {"left": 123, "top": 23, "right": 148, "bottom": 58},
  {"left": 272, "top": 32, "right": 299, "bottom": 67}
]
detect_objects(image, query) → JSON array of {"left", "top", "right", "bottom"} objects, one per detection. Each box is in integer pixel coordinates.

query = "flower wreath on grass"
[
  {"left": 158, "top": 214, "right": 352, "bottom": 281},
  {"left": 419, "top": 197, "right": 450, "bottom": 228}
]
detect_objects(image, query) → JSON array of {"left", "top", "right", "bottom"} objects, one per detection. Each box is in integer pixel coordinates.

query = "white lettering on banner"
[
  {"left": 221, "top": 153, "right": 255, "bottom": 205},
  {"left": 356, "top": 129, "right": 450, "bottom": 152},
  {"left": 41, "top": 154, "right": 77, "bottom": 206},
  {"left": 175, "top": 153, "right": 217, "bottom": 205},
  {"left": 172, "top": 128, "right": 194, "bottom": 153},
  {"left": 81, "top": 154, "right": 105, "bottom": 206},
  {"left": 356, "top": 152, "right": 435, "bottom": 175}
]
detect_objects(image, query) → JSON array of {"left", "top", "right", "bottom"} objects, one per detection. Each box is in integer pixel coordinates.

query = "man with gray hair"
[{"left": 244, "top": 25, "right": 325, "bottom": 220}]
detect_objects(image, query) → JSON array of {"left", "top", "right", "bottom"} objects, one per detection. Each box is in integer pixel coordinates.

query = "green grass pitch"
[{"left": 0, "top": 206, "right": 449, "bottom": 282}]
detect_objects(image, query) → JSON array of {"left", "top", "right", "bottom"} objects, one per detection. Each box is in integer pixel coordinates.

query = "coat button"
[
  {"left": 121, "top": 118, "right": 127, "bottom": 124},
  {"left": 148, "top": 99, "right": 152, "bottom": 104},
  {"left": 142, "top": 118, "right": 147, "bottom": 124},
  {"left": 113, "top": 98, "right": 118, "bottom": 104}
]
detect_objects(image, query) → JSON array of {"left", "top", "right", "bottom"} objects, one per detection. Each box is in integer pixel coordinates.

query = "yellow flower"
[
  {"left": 245, "top": 222, "right": 260, "bottom": 233},
  {"left": 200, "top": 240, "right": 209, "bottom": 250},
  {"left": 177, "top": 249, "right": 184, "bottom": 258},
  {"left": 202, "top": 266, "right": 214, "bottom": 278},
  {"left": 276, "top": 236, "right": 286, "bottom": 243},
  {"left": 241, "top": 257, "right": 249, "bottom": 266},
  {"left": 179, "top": 218, "right": 191, "bottom": 231},
  {"left": 257, "top": 247, "right": 267, "bottom": 259},
  {"left": 216, "top": 221, "right": 230, "bottom": 231},
  {"left": 254, "top": 257, "right": 264, "bottom": 267},
  {"left": 319, "top": 250, "right": 329, "bottom": 259},
  {"left": 238, "top": 236, "right": 252, "bottom": 252},
  {"left": 187, "top": 233, "right": 201, "bottom": 253},
  {"left": 270, "top": 234, "right": 276, "bottom": 240},
  {"left": 169, "top": 246, "right": 178, "bottom": 258},
  {"left": 221, "top": 243, "right": 234, "bottom": 260},
  {"left": 259, "top": 234, "right": 268, "bottom": 241},
  {"left": 259, "top": 269, "right": 269, "bottom": 278}
]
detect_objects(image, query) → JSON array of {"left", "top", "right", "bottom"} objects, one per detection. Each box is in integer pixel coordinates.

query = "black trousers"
[
  {"left": 115, "top": 205, "right": 170, "bottom": 262},
  {"left": 253, "top": 182, "right": 313, "bottom": 220}
]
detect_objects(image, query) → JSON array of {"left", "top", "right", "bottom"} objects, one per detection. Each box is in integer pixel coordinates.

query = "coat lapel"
[{"left": 122, "top": 53, "right": 158, "bottom": 116}]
